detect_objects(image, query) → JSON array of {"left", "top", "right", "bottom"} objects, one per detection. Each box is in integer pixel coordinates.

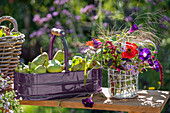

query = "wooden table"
[{"left": 20, "top": 88, "right": 169, "bottom": 113}]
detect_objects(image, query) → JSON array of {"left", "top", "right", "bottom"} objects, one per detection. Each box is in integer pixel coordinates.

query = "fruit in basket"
[
  {"left": 15, "top": 63, "right": 29, "bottom": 73},
  {"left": 14, "top": 64, "right": 21, "bottom": 72},
  {"left": 87, "top": 60, "right": 100, "bottom": 69},
  {"left": 20, "top": 65, "right": 29, "bottom": 73},
  {"left": 70, "top": 56, "right": 85, "bottom": 71},
  {"left": 47, "top": 60, "right": 64, "bottom": 73},
  {"left": 32, "top": 60, "right": 47, "bottom": 74},
  {"left": 31, "top": 52, "right": 49, "bottom": 69},
  {"left": 53, "top": 50, "right": 64, "bottom": 62}
]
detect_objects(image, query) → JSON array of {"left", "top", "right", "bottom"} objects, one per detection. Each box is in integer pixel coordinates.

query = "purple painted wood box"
[
  {"left": 14, "top": 69, "right": 102, "bottom": 100},
  {"left": 14, "top": 29, "right": 102, "bottom": 100}
]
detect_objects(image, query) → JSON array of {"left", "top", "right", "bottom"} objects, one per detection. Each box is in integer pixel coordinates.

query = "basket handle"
[
  {"left": 0, "top": 16, "right": 18, "bottom": 32},
  {"left": 49, "top": 28, "right": 69, "bottom": 72}
]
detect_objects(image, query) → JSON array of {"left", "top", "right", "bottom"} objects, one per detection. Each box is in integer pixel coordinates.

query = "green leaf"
[{"left": 84, "top": 74, "right": 88, "bottom": 86}]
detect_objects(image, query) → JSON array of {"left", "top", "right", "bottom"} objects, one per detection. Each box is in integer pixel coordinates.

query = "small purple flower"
[
  {"left": 80, "top": 4, "right": 95, "bottom": 14},
  {"left": 92, "top": 38, "right": 102, "bottom": 48},
  {"left": 159, "top": 24, "right": 168, "bottom": 30},
  {"left": 61, "top": 9, "right": 72, "bottom": 17},
  {"left": 69, "top": 29, "right": 73, "bottom": 34},
  {"left": 153, "top": 51, "right": 158, "bottom": 54},
  {"left": 127, "top": 24, "right": 139, "bottom": 34},
  {"left": 125, "top": 16, "right": 133, "bottom": 22},
  {"left": 133, "top": 69, "right": 139, "bottom": 75},
  {"left": 29, "top": 31, "right": 37, "bottom": 38},
  {"left": 81, "top": 47, "right": 88, "bottom": 54},
  {"left": 103, "top": 22, "right": 108, "bottom": 27},
  {"left": 107, "top": 58, "right": 113, "bottom": 67},
  {"left": 49, "top": 6, "right": 55, "bottom": 11},
  {"left": 52, "top": 12, "right": 59, "bottom": 16},
  {"left": 75, "top": 15, "right": 81, "bottom": 20},
  {"left": 46, "top": 13, "right": 52, "bottom": 20},
  {"left": 162, "top": 15, "right": 170, "bottom": 22},
  {"left": 78, "top": 34, "right": 82, "bottom": 38},
  {"left": 33, "top": 14, "right": 40, "bottom": 22},
  {"left": 154, "top": 60, "right": 159, "bottom": 72},
  {"left": 91, "top": 15, "right": 97, "bottom": 20},
  {"left": 116, "top": 50, "right": 121, "bottom": 54},
  {"left": 82, "top": 97, "right": 94, "bottom": 108},
  {"left": 139, "top": 48, "right": 151, "bottom": 61},
  {"left": 66, "top": 20, "right": 71, "bottom": 24}
]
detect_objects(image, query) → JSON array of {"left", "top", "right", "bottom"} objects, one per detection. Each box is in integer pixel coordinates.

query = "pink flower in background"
[
  {"left": 103, "top": 22, "right": 108, "bottom": 27},
  {"left": 52, "top": 12, "right": 59, "bottom": 16},
  {"left": 125, "top": 16, "right": 133, "bottom": 22},
  {"left": 49, "top": 6, "right": 55, "bottom": 11},
  {"left": 80, "top": 4, "right": 95, "bottom": 13},
  {"left": 46, "top": 13, "right": 52, "bottom": 20},
  {"left": 75, "top": 15, "right": 81, "bottom": 20},
  {"left": 33, "top": 14, "right": 40, "bottom": 22}
]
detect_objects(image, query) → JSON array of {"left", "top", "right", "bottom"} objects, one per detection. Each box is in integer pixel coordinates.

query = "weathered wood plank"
[{"left": 20, "top": 88, "right": 169, "bottom": 113}]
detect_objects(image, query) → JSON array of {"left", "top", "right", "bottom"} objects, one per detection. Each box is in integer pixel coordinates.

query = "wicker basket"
[{"left": 0, "top": 16, "right": 25, "bottom": 80}]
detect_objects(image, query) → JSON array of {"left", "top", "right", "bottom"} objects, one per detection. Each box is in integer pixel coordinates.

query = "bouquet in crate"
[{"left": 83, "top": 24, "right": 163, "bottom": 99}]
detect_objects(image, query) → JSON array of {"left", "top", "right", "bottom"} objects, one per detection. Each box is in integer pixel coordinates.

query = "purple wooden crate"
[
  {"left": 14, "top": 68, "right": 102, "bottom": 100},
  {"left": 14, "top": 29, "right": 102, "bottom": 100}
]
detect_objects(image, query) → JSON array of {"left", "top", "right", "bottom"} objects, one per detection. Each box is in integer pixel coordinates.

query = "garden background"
[{"left": 0, "top": 0, "right": 170, "bottom": 112}]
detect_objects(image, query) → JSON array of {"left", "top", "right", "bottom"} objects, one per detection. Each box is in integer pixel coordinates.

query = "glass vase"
[{"left": 108, "top": 68, "right": 138, "bottom": 99}]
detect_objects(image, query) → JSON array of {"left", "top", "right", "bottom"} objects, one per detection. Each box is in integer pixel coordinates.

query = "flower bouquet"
[{"left": 83, "top": 24, "right": 163, "bottom": 99}]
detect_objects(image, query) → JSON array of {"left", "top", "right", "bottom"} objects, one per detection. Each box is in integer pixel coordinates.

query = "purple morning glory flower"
[
  {"left": 148, "top": 58, "right": 154, "bottom": 66},
  {"left": 154, "top": 60, "right": 159, "bottom": 72},
  {"left": 82, "top": 97, "right": 94, "bottom": 108},
  {"left": 127, "top": 24, "right": 139, "bottom": 34},
  {"left": 139, "top": 48, "right": 151, "bottom": 61}
]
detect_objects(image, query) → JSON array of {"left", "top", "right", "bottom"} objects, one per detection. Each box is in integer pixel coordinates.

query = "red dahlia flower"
[{"left": 121, "top": 42, "right": 138, "bottom": 58}]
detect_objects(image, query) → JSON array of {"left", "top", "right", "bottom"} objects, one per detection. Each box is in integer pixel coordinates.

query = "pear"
[
  {"left": 32, "top": 65, "right": 47, "bottom": 74},
  {"left": 15, "top": 63, "right": 21, "bottom": 72},
  {"left": 88, "top": 60, "right": 100, "bottom": 69},
  {"left": 32, "top": 60, "right": 47, "bottom": 74},
  {"left": 53, "top": 50, "right": 64, "bottom": 62},
  {"left": 19, "top": 63, "right": 29, "bottom": 73},
  {"left": 70, "top": 56, "right": 85, "bottom": 71},
  {"left": 47, "top": 60, "right": 64, "bottom": 73},
  {"left": 79, "top": 59, "right": 85, "bottom": 71},
  {"left": 48, "top": 59, "right": 61, "bottom": 65},
  {"left": 31, "top": 52, "right": 49, "bottom": 69}
]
